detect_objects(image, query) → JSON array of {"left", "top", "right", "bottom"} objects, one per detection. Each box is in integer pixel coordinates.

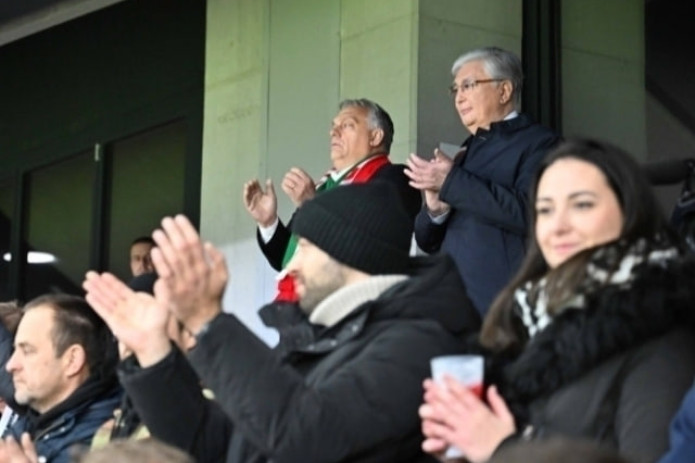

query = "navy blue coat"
[
  {"left": 414, "top": 114, "right": 558, "bottom": 315},
  {"left": 8, "top": 376, "right": 121, "bottom": 463}
]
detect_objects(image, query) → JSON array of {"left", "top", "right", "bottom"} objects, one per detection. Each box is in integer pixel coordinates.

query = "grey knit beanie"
[{"left": 291, "top": 182, "right": 413, "bottom": 275}]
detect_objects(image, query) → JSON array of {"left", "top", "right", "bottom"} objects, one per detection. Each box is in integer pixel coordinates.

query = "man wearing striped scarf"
[{"left": 243, "top": 98, "right": 420, "bottom": 302}]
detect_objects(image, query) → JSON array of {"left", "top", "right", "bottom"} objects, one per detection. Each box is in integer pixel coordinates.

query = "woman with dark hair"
[{"left": 419, "top": 139, "right": 695, "bottom": 463}]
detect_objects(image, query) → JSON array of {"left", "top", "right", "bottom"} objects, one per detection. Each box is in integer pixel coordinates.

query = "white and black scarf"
[{"left": 514, "top": 237, "right": 681, "bottom": 338}]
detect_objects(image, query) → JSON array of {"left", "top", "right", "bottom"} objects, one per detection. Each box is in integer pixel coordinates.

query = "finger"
[
  {"left": 154, "top": 277, "right": 173, "bottom": 309},
  {"left": 421, "top": 437, "right": 448, "bottom": 454},
  {"left": 154, "top": 218, "right": 193, "bottom": 281},
  {"left": 289, "top": 168, "right": 313, "bottom": 183},
  {"left": 444, "top": 376, "right": 480, "bottom": 408},
  {"left": 265, "top": 179, "right": 275, "bottom": 197},
  {"left": 403, "top": 167, "right": 418, "bottom": 180},
  {"left": 152, "top": 221, "right": 177, "bottom": 271},
  {"left": 487, "top": 385, "right": 514, "bottom": 423},
  {"left": 20, "top": 432, "right": 38, "bottom": 463},
  {"left": 150, "top": 246, "right": 172, "bottom": 279},
  {"left": 408, "top": 153, "right": 430, "bottom": 168},
  {"left": 158, "top": 216, "right": 204, "bottom": 291},
  {"left": 242, "top": 180, "right": 257, "bottom": 205},
  {"left": 83, "top": 273, "right": 127, "bottom": 315},
  {"left": 422, "top": 419, "right": 457, "bottom": 444},
  {"left": 3, "top": 436, "right": 24, "bottom": 458},
  {"left": 175, "top": 215, "right": 208, "bottom": 278},
  {"left": 205, "top": 242, "right": 229, "bottom": 281},
  {"left": 433, "top": 148, "right": 447, "bottom": 160}
]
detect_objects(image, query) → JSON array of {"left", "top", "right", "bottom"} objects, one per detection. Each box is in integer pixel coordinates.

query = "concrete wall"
[
  {"left": 417, "top": 0, "right": 522, "bottom": 158},
  {"left": 200, "top": 0, "right": 525, "bottom": 342},
  {"left": 561, "top": 0, "right": 646, "bottom": 159}
]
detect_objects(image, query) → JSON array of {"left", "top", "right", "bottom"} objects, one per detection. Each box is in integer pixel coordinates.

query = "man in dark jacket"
[
  {"left": 3, "top": 294, "right": 121, "bottom": 463},
  {"left": 84, "top": 182, "right": 481, "bottom": 463},
  {"left": 243, "top": 98, "right": 421, "bottom": 273},
  {"left": 406, "top": 47, "right": 559, "bottom": 316}
]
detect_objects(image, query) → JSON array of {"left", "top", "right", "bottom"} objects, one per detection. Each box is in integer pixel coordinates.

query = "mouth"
[{"left": 553, "top": 243, "right": 579, "bottom": 255}]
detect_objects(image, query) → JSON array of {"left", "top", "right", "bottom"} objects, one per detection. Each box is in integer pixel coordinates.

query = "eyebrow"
[
  {"left": 536, "top": 191, "right": 598, "bottom": 202},
  {"left": 14, "top": 341, "right": 31, "bottom": 349}
]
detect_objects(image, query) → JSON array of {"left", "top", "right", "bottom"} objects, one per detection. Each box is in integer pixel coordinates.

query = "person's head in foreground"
[
  {"left": 7, "top": 293, "right": 117, "bottom": 414},
  {"left": 482, "top": 137, "right": 669, "bottom": 351},
  {"left": 72, "top": 438, "right": 194, "bottom": 463},
  {"left": 287, "top": 181, "right": 413, "bottom": 315},
  {"left": 449, "top": 46, "right": 522, "bottom": 134}
]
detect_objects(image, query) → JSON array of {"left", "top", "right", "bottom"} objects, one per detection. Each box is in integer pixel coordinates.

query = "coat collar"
[{"left": 496, "top": 255, "right": 695, "bottom": 407}]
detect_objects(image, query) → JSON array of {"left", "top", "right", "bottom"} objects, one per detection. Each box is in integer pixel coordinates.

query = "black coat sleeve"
[
  {"left": 188, "top": 313, "right": 462, "bottom": 463},
  {"left": 256, "top": 218, "right": 293, "bottom": 271},
  {"left": 371, "top": 163, "right": 422, "bottom": 221},
  {"left": 118, "top": 347, "right": 232, "bottom": 463}
]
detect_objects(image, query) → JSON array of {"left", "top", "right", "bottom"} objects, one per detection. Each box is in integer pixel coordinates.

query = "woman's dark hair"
[{"left": 481, "top": 138, "right": 669, "bottom": 352}]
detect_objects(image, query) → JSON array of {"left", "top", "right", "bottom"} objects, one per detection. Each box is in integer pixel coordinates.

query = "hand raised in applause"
[
  {"left": 151, "top": 215, "right": 229, "bottom": 336},
  {"left": 83, "top": 271, "right": 172, "bottom": 367},
  {"left": 243, "top": 179, "right": 277, "bottom": 227},
  {"left": 281, "top": 167, "right": 316, "bottom": 207},
  {"left": 405, "top": 149, "right": 453, "bottom": 216},
  {"left": 405, "top": 149, "right": 453, "bottom": 191},
  {"left": 419, "top": 378, "right": 515, "bottom": 463}
]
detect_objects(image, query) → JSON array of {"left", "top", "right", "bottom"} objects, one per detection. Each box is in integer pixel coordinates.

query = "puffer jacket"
[
  {"left": 189, "top": 254, "right": 480, "bottom": 463},
  {"left": 8, "top": 375, "right": 121, "bottom": 463}
]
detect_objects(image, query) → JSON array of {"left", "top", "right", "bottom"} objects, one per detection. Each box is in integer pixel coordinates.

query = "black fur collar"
[{"left": 495, "top": 256, "right": 695, "bottom": 411}]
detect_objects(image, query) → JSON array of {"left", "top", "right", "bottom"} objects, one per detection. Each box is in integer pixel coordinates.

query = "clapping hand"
[{"left": 419, "top": 378, "right": 516, "bottom": 463}]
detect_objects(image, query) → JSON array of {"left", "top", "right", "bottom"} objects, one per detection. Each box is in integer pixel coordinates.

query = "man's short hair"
[
  {"left": 0, "top": 300, "right": 22, "bottom": 334},
  {"left": 23, "top": 294, "right": 117, "bottom": 378},
  {"left": 130, "top": 236, "right": 155, "bottom": 248},
  {"left": 338, "top": 98, "right": 395, "bottom": 152}
]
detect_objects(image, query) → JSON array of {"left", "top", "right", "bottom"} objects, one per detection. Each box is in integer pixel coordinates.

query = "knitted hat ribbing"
[{"left": 291, "top": 182, "right": 413, "bottom": 275}]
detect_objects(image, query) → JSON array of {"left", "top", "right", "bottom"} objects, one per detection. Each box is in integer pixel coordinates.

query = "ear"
[
  {"left": 62, "top": 344, "right": 88, "bottom": 378},
  {"left": 499, "top": 80, "right": 514, "bottom": 106},
  {"left": 369, "top": 128, "right": 384, "bottom": 148}
]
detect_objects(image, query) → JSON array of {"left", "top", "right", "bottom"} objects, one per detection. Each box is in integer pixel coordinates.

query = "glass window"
[
  {"left": 0, "top": 178, "right": 15, "bottom": 300},
  {"left": 22, "top": 152, "right": 94, "bottom": 299},
  {"left": 107, "top": 120, "right": 186, "bottom": 281}
]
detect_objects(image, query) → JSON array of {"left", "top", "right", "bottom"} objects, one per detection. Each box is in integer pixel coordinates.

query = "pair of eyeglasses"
[{"left": 448, "top": 79, "right": 503, "bottom": 96}]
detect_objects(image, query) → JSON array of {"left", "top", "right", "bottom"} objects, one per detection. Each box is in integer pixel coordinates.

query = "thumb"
[
  {"left": 265, "top": 179, "right": 276, "bottom": 197},
  {"left": 433, "top": 149, "right": 449, "bottom": 161},
  {"left": 487, "top": 385, "right": 514, "bottom": 423}
]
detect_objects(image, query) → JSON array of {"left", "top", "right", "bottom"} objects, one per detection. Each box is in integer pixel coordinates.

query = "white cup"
[{"left": 429, "top": 355, "right": 485, "bottom": 459}]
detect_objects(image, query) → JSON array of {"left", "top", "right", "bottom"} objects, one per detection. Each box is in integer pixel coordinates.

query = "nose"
[
  {"left": 549, "top": 208, "right": 572, "bottom": 235},
  {"left": 330, "top": 125, "right": 340, "bottom": 137},
  {"left": 455, "top": 88, "right": 466, "bottom": 105},
  {"left": 6, "top": 350, "right": 19, "bottom": 373},
  {"left": 285, "top": 254, "right": 299, "bottom": 274}
]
